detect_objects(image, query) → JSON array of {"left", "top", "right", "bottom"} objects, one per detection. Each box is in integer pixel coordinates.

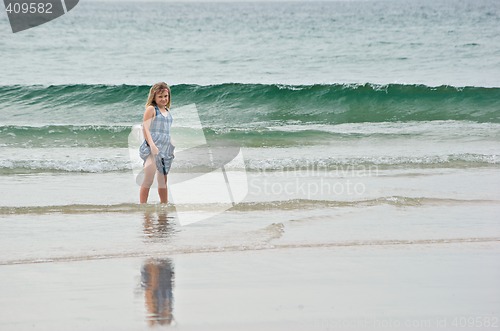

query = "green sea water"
[{"left": 1, "top": 0, "right": 499, "bottom": 86}]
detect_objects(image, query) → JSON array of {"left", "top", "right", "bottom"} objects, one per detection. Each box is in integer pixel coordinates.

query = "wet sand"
[{"left": 1, "top": 243, "right": 499, "bottom": 331}]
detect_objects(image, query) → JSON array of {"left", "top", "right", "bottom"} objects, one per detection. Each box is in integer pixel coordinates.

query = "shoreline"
[
  {"left": 1, "top": 243, "right": 499, "bottom": 331},
  {"left": 2, "top": 237, "right": 499, "bottom": 267}
]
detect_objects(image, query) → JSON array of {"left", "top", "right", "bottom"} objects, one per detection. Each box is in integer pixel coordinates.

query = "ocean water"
[
  {"left": 0, "top": 0, "right": 500, "bottom": 264},
  {"left": 1, "top": 0, "right": 500, "bottom": 86}
]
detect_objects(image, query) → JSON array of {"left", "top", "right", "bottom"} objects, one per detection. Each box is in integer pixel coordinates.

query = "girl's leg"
[
  {"left": 157, "top": 171, "right": 168, "bottom": 203},
  {"left": 140, "top": 155, "right": 156, "bottom": 204}
]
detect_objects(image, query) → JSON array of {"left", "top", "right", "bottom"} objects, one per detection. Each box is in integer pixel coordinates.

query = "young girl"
[{"left": 139, "top": 82, "right": 175, "bottom": 204}]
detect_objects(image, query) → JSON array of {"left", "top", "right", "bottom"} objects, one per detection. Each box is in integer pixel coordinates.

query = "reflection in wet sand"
[
  {"left": 143, "top": 210, "right": 177, "bottom": 241},
  {"left": 141, "top": 258, "right": 175, "bottom": 326}
]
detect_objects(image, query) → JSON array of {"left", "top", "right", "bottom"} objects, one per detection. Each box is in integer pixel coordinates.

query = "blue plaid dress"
[{"left": 139, "top": 106, "right": 175, "bottom": 174}]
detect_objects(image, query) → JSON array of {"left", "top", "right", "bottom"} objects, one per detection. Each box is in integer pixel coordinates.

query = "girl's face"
[{"left": 155, "top": 89, "right": 170, "bottom": 108}]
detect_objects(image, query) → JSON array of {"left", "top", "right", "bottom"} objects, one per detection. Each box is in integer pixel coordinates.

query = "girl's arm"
[{"left": 142, "top": 106, "right": 159, "bottom": 155}]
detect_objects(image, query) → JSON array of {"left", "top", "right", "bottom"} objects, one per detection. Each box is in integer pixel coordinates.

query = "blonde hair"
[{"left": 145, "top": 82, "right": 171, "bottom": 109}]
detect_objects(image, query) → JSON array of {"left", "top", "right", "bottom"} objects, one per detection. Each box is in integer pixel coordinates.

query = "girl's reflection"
[
  {"left": 141, "top": 258, "right": 175, "bottom": 326},
  {"left": 143, "top": 210, "right": 176, "bottom": 241}
]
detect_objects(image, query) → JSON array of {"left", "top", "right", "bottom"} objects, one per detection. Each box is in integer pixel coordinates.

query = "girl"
[{"left": 139, "top": 82, "right": 175, "bottom": 204}]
